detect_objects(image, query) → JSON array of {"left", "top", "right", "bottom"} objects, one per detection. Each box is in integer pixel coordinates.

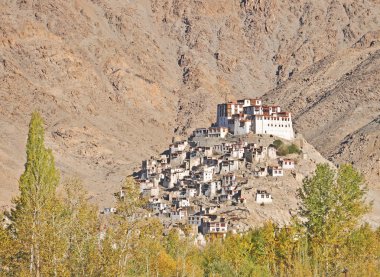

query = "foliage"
[
  {"left": 287, "top": 143, "right": 301, "bottom": 154},
  {"left": 272, "top": 139, "right": 283, "bottom": 149},
  {"left": 8, "top": 111, "right": 62, "bottom": 276},
  {"left": 273, "top": 139, "right": 301, "bottom": 156},
  {"left": 1, "top": 113, "right": 379, "bottom": 276},
  {"left": 297, "top": 163, "right": 371, "bottom": 275}
]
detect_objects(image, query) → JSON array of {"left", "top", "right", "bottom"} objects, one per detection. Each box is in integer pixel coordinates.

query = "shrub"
[
  {"left": 273, "top": 139, "right": 283, "bottom": 149},
  {"left": 288, "top": 143, "right": 301, "bottom": 154},
  {"left": 277, "top": 145, "right": 289, "bottom": 156},
  {"left": 276, "top": 143, "right": 301, "bottom": 156}
]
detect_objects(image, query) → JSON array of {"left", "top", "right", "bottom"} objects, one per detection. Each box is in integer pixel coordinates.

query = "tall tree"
[
  {"left": 61, "top": 179, "right": 101, "bottom": 276},
  {"left": 10, "top": 112, "right": 60, "bottom": 276},
  {"left": 297, "top": 163, "right": 370, "bottom": 275}
]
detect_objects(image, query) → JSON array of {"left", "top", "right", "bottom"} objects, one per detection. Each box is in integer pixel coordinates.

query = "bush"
[
  {"left": 273, "top": 139, "right": 283, "bottom": 149},
  {"left": 288, "top": 143, "right": 301, "bottom": 154},
  {"left": 277, "top": 145, "right": 289, "bottom": 156},
  {"left": 276, "top": 143, "right": 301, "bottom": 156}
]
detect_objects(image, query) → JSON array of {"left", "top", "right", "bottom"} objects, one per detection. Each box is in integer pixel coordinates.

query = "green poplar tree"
[
  {"left": 297, "top": 163, "right": 370, "bottom": 275},
  {"left": 60, "top": 179, "right": 101, "bottom": 276},
  {"left": 10, "top": 111, "right": 60, "bottom": 276}
]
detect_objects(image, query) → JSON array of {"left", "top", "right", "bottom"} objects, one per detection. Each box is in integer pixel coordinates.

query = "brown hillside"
[{"left": 0, "top": 0, "right": 379, "bottom": 209}]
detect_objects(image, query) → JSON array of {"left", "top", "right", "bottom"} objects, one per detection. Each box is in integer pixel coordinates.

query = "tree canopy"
[{"left": 0, "top": 113, "right": 379, "bottom": 276}]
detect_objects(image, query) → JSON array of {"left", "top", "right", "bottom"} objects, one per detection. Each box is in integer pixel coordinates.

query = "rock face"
[
  {"left": 332, "top": 115, "right": 380, "bottom": 187},
  {"left": 0, "top": 0, "right": 379, "bottom": 208},
  {"left": 263, "top": 41, "right": 380, "bottom": 186}
]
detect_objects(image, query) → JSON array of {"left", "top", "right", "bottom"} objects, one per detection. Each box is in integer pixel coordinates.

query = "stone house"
[
  {"left": 255, "top": 190, "right": 273, "bottom": 204},
  {"left": 268, "top": 166, "right": 284, "bottom": 177},
  {"left": 201, "top": 217, "right": 228, "bottom": 235},
  {"left": 279, "top": 158, "right": 295, "bottom": 169}
]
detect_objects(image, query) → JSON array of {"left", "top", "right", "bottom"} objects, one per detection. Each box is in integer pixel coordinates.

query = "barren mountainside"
[
  {"left": 263, "top": 38, "right": 380, "bottom": 186},
  {"left": 1, "top": 0, "right": 379, "bottom": 209}
]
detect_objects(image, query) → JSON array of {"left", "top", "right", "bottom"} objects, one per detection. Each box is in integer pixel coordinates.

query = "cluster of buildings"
[
  {"left": 111, "top": 99, "right": 297, "bottom": 238},
  {"left": 215, "top": 98, "right": 294, "bottom": 140}
]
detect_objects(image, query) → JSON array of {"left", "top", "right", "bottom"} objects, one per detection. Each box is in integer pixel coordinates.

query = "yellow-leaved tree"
[
  {"left": 297, "top": 163, "right": 371, "bottom": 275},
  {"left": 8, "top": 112, "right": 62, "bottom": 276}
]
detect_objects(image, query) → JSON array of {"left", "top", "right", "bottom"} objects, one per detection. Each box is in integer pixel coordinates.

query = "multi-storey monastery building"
[{"left": 216, "top": 99, "right": 294, "bottom": 140}]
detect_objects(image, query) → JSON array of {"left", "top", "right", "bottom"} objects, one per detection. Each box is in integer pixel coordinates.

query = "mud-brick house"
[
  {"left": 255, "top": 190, "right": 273, "bottom": 204},
  {"left": 268, "top": 166, "right": 284, "bottom": 177},
  {"left": 201, "top": 217, "right": 228, "bottom": 236},
  {"left": 279, "top": 158, "right": 295, "bottom": 169}
]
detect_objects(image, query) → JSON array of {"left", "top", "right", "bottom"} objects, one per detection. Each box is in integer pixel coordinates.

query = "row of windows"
[
  {"left": 210, "top": 227, "right": 227, "bottom": 232},
  {"left": 266, "top": 124, "right": 291, "bottom": 127},
  {"left": 261, "top": 117, "right": 290, "bottom": 121}
]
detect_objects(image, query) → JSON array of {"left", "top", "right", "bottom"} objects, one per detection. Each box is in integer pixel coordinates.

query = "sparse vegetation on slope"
[
  {"left": 1, "top": 113, "right": 379, "bottom": 276},
  {"left": 273, "top": 139, "right": 301, "bottom": 156}
]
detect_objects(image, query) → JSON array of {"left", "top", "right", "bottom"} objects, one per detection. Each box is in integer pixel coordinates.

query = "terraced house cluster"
[{"left": 122, "top": 101, "right": 298, "bottom": 241}]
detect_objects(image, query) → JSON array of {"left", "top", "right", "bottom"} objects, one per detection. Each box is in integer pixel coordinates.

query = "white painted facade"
[
  {"left": 193, "top": 127, "right": 228, "bottom": 138},
  {"left": 201, "top": 218, "right": 228, "bottom": 234},
  {"left": 170, "top": 141, "right": 188, "bottom": 153},
  {"left": 216, "top": 99, "right": 294, "bottom": 140},
  {"left": 280, "top": 159, "right": 295, "bottom": 169},
  {"left": 188, "top": 215, "right": 204, "bottom": 226},
  {"left": 150, "top": 201, "right": 167, "bottom": 213},
  {"left": 255, "top": 190, "right": 273, "bottom": 204},
  {"left": 103, "top": 207, "right": 117, "bottom": 214},
  {"left": 163, "top": 168, "right": 190, "bottom": 188},
  {"left": 267, "top": 146, "right": 277, "bottom": 159},
  {"left": 220, "top": 159, "right": 239, "bottom": 174},
  {"left": 170, "top": 209, "right": 187, "bottom": 221},
  {"left": 186, "top": 188, "right": 197, "bottom": 198},
  {"left": 177, "top": 199, "right": 190, "bottom": 207},
  {"left": 268, "top": 166, "right": 284, "bottom": 177},
  {"left": 205, "top": 182, "right": 217, "bottom": 198},
  {"left": 251, "top": 113, "right": 294, "bottom": 140},
  {"left": 200, "top": 166, "right": 214, "bottom": 182},
  {"left": 253, "top": 167, "right": 268, "bottom": 177}
]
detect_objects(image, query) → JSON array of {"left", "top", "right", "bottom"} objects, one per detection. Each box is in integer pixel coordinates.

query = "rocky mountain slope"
[
  {"left": 263, "top": 35, "right": 380, "bottom": 186},
  {"left": 1, "top": 0, "right": 379, "bottom": 209}
]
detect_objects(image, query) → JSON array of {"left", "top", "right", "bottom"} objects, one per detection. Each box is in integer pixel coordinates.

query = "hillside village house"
[
  {"left": 201, "top": 217, "right": 228, "bottom": 235},
  {"left": 268, "top": 166, "right": 284, "bottom": 177},
  {"left": 170, "top": 208, "right": 187, "bottom": 221},
  {"left": 193, "top": 127, "right": 228, "bottom": 138},
  {"left": 188, "top": 214, "right": 204, "bottom": 227},
  {"left": 253, "top": 166, "right": 268, "bottom": 177},
  {"left": 255, "top": 190, "right": 273, "bottom": 204},
  {"left": 279, "top": 158, "right": 295, "bottom": 169}
]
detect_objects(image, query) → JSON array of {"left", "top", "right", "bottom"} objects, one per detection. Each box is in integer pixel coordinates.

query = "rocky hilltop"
[{"left": 1, "top": 0, "right": 379, "bottom": 209}]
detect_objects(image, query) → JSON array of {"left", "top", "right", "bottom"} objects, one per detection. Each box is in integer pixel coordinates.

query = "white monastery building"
[{"left": 216, "top": 98, "right": 294, "bottom": 140}]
